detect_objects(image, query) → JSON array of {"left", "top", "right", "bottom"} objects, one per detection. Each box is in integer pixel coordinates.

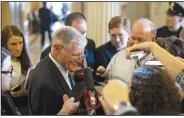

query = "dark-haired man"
[
  {"left": 157, "top": 2, "right": 184, "bottom": 38},
  {"left": 40, "top": 12, "right": 96, "bottom": 70}
]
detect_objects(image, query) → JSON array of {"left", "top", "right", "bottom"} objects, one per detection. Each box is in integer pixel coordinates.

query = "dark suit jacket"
[
  {"left": 40, "top": 38, "right": 96, "bottom": 70},
  {"left": 27, "top": 56, "right": 72, "bottom": 115},
  {"left": 157, "top": 26, "right": 183, "bottom": 38},
  {"left": 94, "top": 41, "right": 118, "bottom": 82}
]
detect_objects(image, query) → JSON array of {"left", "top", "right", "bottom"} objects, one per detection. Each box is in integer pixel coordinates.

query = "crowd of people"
[{"left": 1, "top": 1, "right": 184, "bottom": 115}]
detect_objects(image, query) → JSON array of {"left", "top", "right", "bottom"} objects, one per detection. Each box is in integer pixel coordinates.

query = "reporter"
[
  {"left": 126, "top": 42, "right": 184, "bottom": 88},
  {"left": 130, "top": 65, "right": 181, "bottom": 115},
  {"left": 99, "top": 79, "right": 137, "bottom": 115},
  {"left": 2, "top": 25, "right": 31, "bottom": 114},
  {"left": 2, "top": 25, "right": 32, "bottom": 95},
  {"left": 156, "top": 36, "right": 184, "bottom": 59}
]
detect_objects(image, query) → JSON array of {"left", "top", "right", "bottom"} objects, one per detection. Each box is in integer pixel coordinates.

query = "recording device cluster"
[
  {"left": 130, "top": 51, "right": 163, "bottom": 67},
  {"left": 67, "top": 51, "right": 164, "bottom": 115}
]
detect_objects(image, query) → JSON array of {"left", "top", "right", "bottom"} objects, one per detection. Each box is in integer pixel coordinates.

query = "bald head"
[
  {"left": 133, "top": 18, "right": 157, "bottom": 36},
  {"left": 128, "top": 18, "right": 157, "bottom": 46}
]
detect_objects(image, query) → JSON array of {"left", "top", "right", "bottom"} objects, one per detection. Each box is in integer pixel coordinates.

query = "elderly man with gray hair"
[
  {"left": 97, "top": 18, "right": 157, "bottom": 86},
  {"left": 27, "top": 26, "right": 86, "bottom": 115}
]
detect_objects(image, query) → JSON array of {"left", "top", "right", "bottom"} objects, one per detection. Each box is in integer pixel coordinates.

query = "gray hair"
[
  {"left": 52, "top": 26, "right": 87, "bottom": 48},
  {"left": 134, "top": 18, "right": 157, "bottom": 37}
]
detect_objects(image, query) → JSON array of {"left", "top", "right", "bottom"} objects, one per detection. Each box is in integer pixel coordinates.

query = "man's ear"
[{"left": 54, "top": 44, "right": 63, "bottom": 52}]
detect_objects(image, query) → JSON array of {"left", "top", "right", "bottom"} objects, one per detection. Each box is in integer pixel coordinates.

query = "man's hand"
[
  {"left": 99, "top": 96, "right": 113, "bottom": 115},
  {"left": 99, "top": 79, "right": 130, "bottom": 115},
  {"left": 96, "top": 66, "right": 109, "bottom": 77},
  {"left": 68, "top": 58, "right": 85, "bottom": 82},
  {"left": 72, "top": 67, "right": 84, "bottom": 82},
  {"left": 126, "top": 42, "right": 153, "bottom": 59},
  {"left": 58, "top": 94, "right": 80, "bottom": 115}
]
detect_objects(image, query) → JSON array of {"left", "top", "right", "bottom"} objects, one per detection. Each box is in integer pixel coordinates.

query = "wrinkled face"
[
  {"left": 67, "top": 43, "right": 85, "bottom": 71},
  {"left": 128, "top": 27, "right": 154, "bottom": 47},
  {"left": 166, "top": 15, "right": 182, "bottom": 28},
  {"left": 56, "top": 41, "right": 85, "bottom": 70},
  {"left": 7, "top": 35, "right": 23, "bottom": 58},
  {"left": 110, "top": 27, "right": 129, "bottom": 50},
  {"left": 71, "top": 19, "right": 87, "bottom": 37},
  {"left": 1, "top": 56, "right": 12, "bottom": 92}
]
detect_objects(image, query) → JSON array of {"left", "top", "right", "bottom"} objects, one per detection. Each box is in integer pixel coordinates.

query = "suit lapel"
[{"left": 46, "top": 56, "right": 71, "bottom": 95}]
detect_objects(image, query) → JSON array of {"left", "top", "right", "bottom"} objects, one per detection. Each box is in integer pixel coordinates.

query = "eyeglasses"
[
  {"left": 1, "top": 65, "right": 13, "bottom": 78},
  {"left": 72, "top": 53, "right": 87, "bottom": 60}
]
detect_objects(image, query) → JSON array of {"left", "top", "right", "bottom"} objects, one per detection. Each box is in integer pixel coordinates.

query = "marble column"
[
  {"left": 84, "top": 2, "right": 122, "bottom": 47},
  {"left": 2, "top": 2, "right": 11, "bottom": 29}
]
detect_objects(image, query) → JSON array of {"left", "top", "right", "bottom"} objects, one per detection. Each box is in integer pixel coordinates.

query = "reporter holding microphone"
[
  {"left": 99, "top": 79, "right": 137, "bottom": 115},
  {"left": 126, "top": 41, "right": 184, "bottom": 90}
]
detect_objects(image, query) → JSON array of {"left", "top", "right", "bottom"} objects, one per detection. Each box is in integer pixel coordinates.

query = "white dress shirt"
[
  {"left": 49, "top": 54, "right": 72, "bottom": 90},
  {"left": 107, "top": 49, "right": 153, "bottom": 86}
]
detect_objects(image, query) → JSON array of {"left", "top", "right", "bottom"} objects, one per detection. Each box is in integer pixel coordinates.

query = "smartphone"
[
  {"left": 130, "top": 51, "right": 145, "bottom": 59},
  {"left": 69, "top": 82, "right": 86, "bottom": 102},
  {"left": 144, "top": 60, "right": 163, "bottom": 67},
  {"left": 11, "top": 85, "right": 22, "bottom": 92}
]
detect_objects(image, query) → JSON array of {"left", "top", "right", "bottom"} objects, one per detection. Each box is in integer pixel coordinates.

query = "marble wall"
[
  {"left": 84, "top": 2, "right": 121, "bottom": 47},
  {"left": 2, "top": 2, "right": 11, "bottom": 29},
  {"left": 84, "top": 2, "right": 184, "bottom": 47}
]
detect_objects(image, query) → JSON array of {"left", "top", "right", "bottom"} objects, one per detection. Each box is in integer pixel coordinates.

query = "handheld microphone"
[{"left": 83, "top": 67, "right": 101, "bottom": 115}]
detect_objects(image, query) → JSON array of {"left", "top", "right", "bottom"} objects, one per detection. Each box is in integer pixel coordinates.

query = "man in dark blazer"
[
  {"left": 27, "top": 26, "right": 86, "bottom": 115},
  {"left": 40, "top": 12, "right": 96, "bottom": 70},
  {"left": 95, "top": 16, "right": 131, "bottom": 82}
]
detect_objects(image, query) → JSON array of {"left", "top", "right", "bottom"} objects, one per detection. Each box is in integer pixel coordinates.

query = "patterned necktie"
[
  {"left": 134, "top": 57, "right": 142, "bottom": 69},
  {"left": 68, "top": 73, "right": 74, "bottom": 89}
]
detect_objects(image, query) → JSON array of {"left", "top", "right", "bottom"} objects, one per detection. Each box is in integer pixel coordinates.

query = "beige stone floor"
[{"left": 25, "top": 22, "right": 64, "bottom": 66}]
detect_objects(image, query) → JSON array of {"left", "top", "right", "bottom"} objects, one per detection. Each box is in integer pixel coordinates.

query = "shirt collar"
[{"left": 49, "top": 53, "right": 68, "bottom": 78}]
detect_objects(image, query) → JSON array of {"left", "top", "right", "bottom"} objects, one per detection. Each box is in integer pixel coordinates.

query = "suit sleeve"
[{"left": 31, "top": 82, "right": 63, "bottom": 115}]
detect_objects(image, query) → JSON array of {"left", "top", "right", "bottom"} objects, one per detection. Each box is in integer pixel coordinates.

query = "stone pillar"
[
  {"left": 84, "top": 2, "right": 121, "bottom": 47},
  {"left": 149, "top": 2, "right": 169, "bottom": 28},
  {"left": 2, "top": 2, "right": 11, "bottom": 29}
]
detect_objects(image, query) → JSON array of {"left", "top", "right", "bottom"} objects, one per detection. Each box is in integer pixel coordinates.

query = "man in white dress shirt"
[{"left": 97, "top": 18, "right": 157, "bottom": 86}]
